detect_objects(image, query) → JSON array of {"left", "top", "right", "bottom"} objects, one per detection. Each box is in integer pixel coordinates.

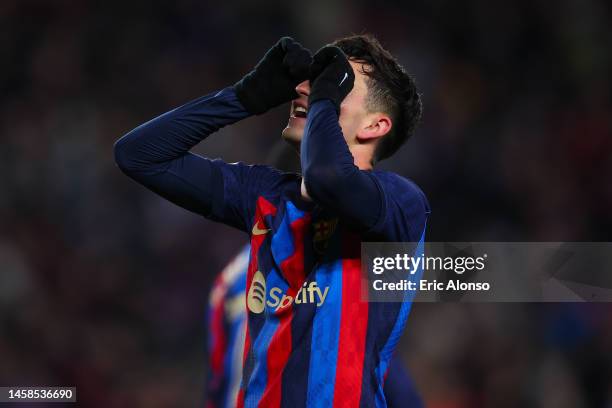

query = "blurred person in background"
[{"left": 114, "top": 33, "right": 428, "bottom": 407}]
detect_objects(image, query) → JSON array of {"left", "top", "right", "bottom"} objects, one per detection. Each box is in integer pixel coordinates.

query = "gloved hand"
[
  {"left": 308, "top": 46, "right": 355, "bottom": 114},
  {"left": 234, "top": 37, "right": 312, "bottom": 115}
]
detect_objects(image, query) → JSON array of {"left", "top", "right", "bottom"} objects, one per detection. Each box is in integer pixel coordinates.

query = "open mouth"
[{"left": 293, "top": 105, "right": 308, "bottom": 118}]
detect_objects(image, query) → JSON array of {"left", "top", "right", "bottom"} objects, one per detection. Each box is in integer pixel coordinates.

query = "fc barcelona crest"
[{"left": 313, "top": 218, "right": 338, "bottom": 254}]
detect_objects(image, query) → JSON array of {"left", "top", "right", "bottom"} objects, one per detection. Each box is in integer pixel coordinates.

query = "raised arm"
[
  {"left": 114, "top": 37, "right": 312, "bottom": 229},
  {"left": 300, "top": 46, "right": 383, "bottom": 230},
  {"left": 114, "top": 87, "right": 248, "bottom": 217},
  {"left": 301, "top": 100, "right": 383, "bottom": 229}
]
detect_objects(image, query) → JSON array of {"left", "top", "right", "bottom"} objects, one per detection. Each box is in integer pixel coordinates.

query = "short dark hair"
[{"left": 333, "top": 34, "right": 422, "bottom": 163}]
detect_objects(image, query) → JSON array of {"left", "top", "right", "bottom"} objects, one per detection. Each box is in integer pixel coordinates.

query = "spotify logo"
[
  {"left": 247, "top": 271, "right": 266, "bottom": 314},
  {"left": 247, "top": 271, "right": 330, "bottom": 314}
]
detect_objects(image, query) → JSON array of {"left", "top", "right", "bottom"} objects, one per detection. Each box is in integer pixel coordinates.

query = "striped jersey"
[
  {"left": 202, "top": 163, "right": 429, "bottom": 408},
  {"left": 206, "top": 245, "right": 425, "bottom": 408}
]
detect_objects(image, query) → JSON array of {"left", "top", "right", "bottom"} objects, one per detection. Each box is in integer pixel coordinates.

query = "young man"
[{"left": 115, "top": 34, "right": 429, "bottom": 407}]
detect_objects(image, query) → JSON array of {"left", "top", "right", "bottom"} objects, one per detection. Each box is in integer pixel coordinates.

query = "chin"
[{"left": 281, "top": 127, "right": 303, "bottom": 148}]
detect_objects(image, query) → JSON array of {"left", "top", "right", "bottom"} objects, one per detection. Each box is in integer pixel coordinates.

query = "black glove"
[
  {"left": 308, "top": 46, "right": 355, "bottom": 114},
  {"left": 234, "top": 37, "right": 312, "bottom": 115}
]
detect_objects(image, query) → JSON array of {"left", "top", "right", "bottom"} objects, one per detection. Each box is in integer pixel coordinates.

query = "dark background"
[{"left": 1, "top": 0, "right": 611, "bottom": 406}]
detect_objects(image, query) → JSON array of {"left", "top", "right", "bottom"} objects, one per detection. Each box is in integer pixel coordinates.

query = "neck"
[
  {"left": 353, "top": 155, "right": 373, "bottom": 170},
  {"left": 350, "top": 145, "right": 374, "bottom": 171}
]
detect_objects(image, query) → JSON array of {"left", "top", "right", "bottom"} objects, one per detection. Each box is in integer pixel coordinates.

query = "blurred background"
[{"left": 1, "top": 0, "right": 611, "bottom": 407}]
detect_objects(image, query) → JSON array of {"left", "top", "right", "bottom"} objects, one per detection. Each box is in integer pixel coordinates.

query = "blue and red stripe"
[
  {"left": 306, "top": 258, "right": 343, "bottom": 407},
  {"left": 259, "top": 202, "right": 310, "bottom": 406},
  {"left": 373, "top": 227, "right": 426, "bottom": 407},
  {"left": 237, "top": 197, "right": 277, "bottom": 408},
  {"left": 244, "top": 267, "right": 287, "bottom": 406},
  {"left": 333, "top": 230, "right": 369, "bottom": 406}
]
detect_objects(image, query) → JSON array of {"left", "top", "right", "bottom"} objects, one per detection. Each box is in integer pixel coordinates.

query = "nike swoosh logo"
[
  {"left": 252, "top": 221, "right": 270, "bottom": 236},
  {"left": 338, "top": 72, "right": 348, "bottom": 87}
]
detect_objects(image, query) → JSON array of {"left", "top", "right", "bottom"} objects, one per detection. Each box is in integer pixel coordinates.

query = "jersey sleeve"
[
  {"left": 366, "top": 172, "right": 430, "bottom": 242},
  {"left": 113, "top": 86, "right": 287, "bottom": 234},
  {"left": 300, "top": 99, "right": 384, "bottom": 230}
]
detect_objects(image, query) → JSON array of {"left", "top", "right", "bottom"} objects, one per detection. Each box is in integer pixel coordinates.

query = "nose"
[{"left": 295, "top": 80, "right": 310, "bottom": 97}]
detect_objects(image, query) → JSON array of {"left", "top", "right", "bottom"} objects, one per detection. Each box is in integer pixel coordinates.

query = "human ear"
[{"left": 356, "top": 114, "right": 392, "bottom": 142}]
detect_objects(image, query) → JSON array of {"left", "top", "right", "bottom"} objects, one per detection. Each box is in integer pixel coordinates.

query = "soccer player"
[{"left": 115, "top": 34, "right": 429, "bottom": 407}]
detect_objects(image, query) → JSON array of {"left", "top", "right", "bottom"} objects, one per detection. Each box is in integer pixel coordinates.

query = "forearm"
[
  {"left": 114, "top": 87, "right": 248, "bottom": 175},
  {"left": 113, "top": 87, "right": 249, "bottom": 218},
  {"left": 300, "top": 100, "right": 383, "bottom": 228},
  {"left": 114, "top": 37, "right": 311, "bottom": 228}
]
